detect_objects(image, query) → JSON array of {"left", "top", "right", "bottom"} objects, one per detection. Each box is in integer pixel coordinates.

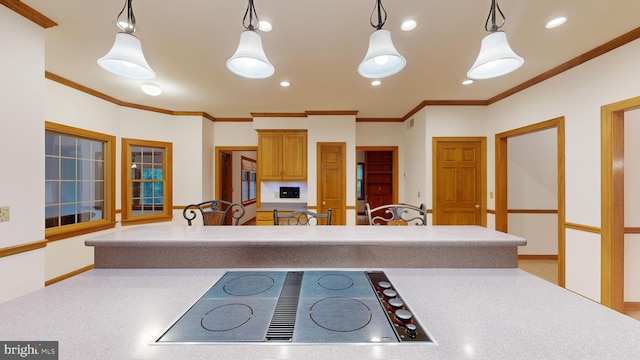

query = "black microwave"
[{"left": 279, "top": 186, "right": 300, "bottom": 199}]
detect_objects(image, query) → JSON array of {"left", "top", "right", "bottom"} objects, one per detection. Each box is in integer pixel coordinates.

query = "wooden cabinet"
[
  {"left": 256, "top": 209, "right": 297, "bottom": 226},
  {"left": 257, "top": 131, "right": 307, "bottom": 181},
  {"left": 365, "top": 151, "right": 394, "bottom": 209},
  {"left": 256, "top": 210, "right": 275, "bottom": 226}
]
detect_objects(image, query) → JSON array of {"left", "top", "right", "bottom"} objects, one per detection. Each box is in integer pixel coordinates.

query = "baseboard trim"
[
  {"left": 517, "top": 255, "right": 559, "bottom": 260},
  {"left": 624, "top": 302, "right": 640, "bottom": 311},
  {"left": 45, "top": 264, "right": 95, "bottom": 286}
]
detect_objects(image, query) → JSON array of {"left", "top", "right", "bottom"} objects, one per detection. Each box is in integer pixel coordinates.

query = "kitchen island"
[
  {"left": 1, "top": 267, "right": 638, "bottom": 359},
  {"left": 85, "top": 225, "right": 526, "bottom": 268}
]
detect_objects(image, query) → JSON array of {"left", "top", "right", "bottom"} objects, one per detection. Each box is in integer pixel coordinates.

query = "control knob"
[
  {"left": 405, "top": 323, "right": 417, "bottom": 339},
  {"left": 387, "top": 298, "right": 404, "bottom": 311},
  {"left": 377, "top": 281, "right": 391, "bottom": 291},
  {"left": 382, "top": 289, "right": 397, "bottom": 300},
  {"left": 394, "top": 309, "right": 413, "bottom": 325}
]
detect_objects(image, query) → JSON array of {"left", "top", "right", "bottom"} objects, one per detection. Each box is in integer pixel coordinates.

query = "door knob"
[
  {"left": 475, "top": 204, "right": 481, "bottom": 209},
  {"left": 322, "top": 201, "right": 326, "bottom": 206}
]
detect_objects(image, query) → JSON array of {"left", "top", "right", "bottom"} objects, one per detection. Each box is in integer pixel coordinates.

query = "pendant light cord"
[
  {"left": 369, "top": 0, "right": 387, "bottom": 30},
  {"left": 117, "top": 0, "right": 136, "bottom": 34},
  {"left": 484, "top": 0, "right": 506, "bottom": 32},
  {"left": 242, "top": 0, "right": 260, "bottom": 31}
]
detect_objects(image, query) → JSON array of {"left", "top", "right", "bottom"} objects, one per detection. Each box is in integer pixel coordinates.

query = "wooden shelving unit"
[{"left": 365, "top": 151, "right": 393, "bottom": 209}]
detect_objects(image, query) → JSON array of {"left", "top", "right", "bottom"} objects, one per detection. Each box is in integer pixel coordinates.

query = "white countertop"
[
  {"left": 85, "top": 225, "right": 526, "bottom": 247},
  {"left": 1, "top": 268, "right": 638, "bottom": 359}
]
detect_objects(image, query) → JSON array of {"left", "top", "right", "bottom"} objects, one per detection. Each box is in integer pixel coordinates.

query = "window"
[
  {"left": 356, "top": 162, "right": 365, "bottom": 200},
  {"left": 241, "top": 156, "right": 257, "bottom": 205},
  {"left": 45, "top": 122, "right": 116, "bottom": 240},
  {"left": 122, "top": 138, "right": 173, "bottom": 225}
]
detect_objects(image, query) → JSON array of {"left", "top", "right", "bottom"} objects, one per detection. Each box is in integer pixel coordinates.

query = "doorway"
[
  {"left": 215, "top": 146, "right": 258, "bottom": 225},
  {"left": 355, "top": 147, "right": 399, "bottom": 225},
  {"left": 495, "top": 118, "right": 565, "bottom": 286},
  {"left": 432, "top": 137, "right": 486, "bottom": 226},
  {"left": 601, "top": 96, "right": 640, "bottom": 312}
]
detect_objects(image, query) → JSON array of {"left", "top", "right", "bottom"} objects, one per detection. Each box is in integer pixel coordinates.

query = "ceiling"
[{"left": 21, "top": 0, "right": 640, "bottom": 119}]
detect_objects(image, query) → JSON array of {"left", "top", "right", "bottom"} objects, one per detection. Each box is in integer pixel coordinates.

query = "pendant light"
[
  {"left": 358, "top": 0, "right": 406, "bottom": 79},
  {"left": 226, "top": 0, "right": 274, "bottom": 79},
  {"left": 467, "top": 0, "right": 523, "bottom": 80},
  {"left": 97, "top": 0, "right": 155, "bottom": 80}
]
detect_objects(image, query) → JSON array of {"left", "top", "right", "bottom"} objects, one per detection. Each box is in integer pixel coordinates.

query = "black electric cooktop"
[{"left": 156, "top": 271, "right": 435, "bottom": 344}]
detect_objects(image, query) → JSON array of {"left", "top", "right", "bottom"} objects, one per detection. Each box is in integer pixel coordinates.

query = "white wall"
[
  {"left": 508, "top": 128, "right": 558, "bottom": 255},
  {"left": 0, "top": 6, "right": 46, "bottom": 303},
  {"left": 307, "top": 115, "right": 357, "bottom": 225},
  {"left": 42, "top": 79, "right": 210, "bottom": 281},
  {"left": 406, "top": 106, "right": 488, "bottom": 225},
  {"left": 356, "top": 121, "right": 406, "bottom": 205},
  {"left": 624, "top": 109, "right": 640, "bottom": 301},
  {"left": 201, "top": 119, "right": 215, "bottom": 200},
  {"left": 487, "top": 37, "right": 640, "bottom": 302}
]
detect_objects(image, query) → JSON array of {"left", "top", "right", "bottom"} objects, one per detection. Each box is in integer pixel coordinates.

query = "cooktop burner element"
[
  {"left": 317, "top": 274, "right": 354, "bottom": 290},
  {"left": 223, "top": 274, "right": 275, "bottom": 296},
  {"left": 156, "top": 271, "right": 435, "bottom": 344},
  {"left": 309, "top": 297, "right": 372, "bottom": 332},
  {"left": 201, "top": 303, "right": 253, "bottom": 331}
]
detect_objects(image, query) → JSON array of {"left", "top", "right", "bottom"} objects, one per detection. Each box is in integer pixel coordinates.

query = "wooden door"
[
  {"left": 257, "top": 132, "right": 283, "bottom": 180},
  {"left": 434, "top": 138, "right": 486, "bottom": 225},
  {"left": 317, "top": 143, "right": 346, "bottom": 225},
  {"left": 219, "top": 151, "right": 233, "bottom": 225}
]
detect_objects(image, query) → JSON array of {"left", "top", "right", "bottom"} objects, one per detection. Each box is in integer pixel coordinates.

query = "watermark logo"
[{"left": 0, "top": 342, "right": 57, "bottom": 359}]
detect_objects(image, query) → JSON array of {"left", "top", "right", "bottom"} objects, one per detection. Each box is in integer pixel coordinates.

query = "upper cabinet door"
[
  {"left": 282, "top": 132, "right": 307, "bottom": 180},
  {"left": 258, "top": 132, "right": 283, "bottom": 180},
  {"left": 257, "top": 130, "right": 307, "bottom": 181}
]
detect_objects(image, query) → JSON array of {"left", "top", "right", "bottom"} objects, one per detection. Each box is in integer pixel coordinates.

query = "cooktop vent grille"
[{"left": 266, "top": 271, "right": 303, "bottom": 341}]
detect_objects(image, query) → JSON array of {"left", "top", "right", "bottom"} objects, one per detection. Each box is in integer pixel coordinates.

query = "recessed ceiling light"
[
  {"left": 545, "top": 17, "right": 567, "bottom": 29},
  {"left": 462, "top": 79, "right": 474, "bottom": 85},
  {"left": 259, "top": 21, "right": 272, "bottom": 32},
  {"left": 141, "top": 83, "right": 162, "bottom": 96},
  {"left": 401, "top": 20, "right": 418, "bottom": 31},
  {"left": 371, "top": 80, "right": 382, "bottom": 86},
  {"left": 280, "top": 81, "right": 290, "bottom": 87}
]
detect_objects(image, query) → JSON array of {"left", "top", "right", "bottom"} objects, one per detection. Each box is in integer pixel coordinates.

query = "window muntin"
[
  {"left": 241, "top": 156, "right": 257, "bottom": 205},
  {"left": 45, "top": 122, "right": 115, "bottom": 240},
  {"left": 122, "top": 139, "right": 172, "bottom": 224},
  {"left": 131, "top": 146, "right": 165, "bottom": 215}
]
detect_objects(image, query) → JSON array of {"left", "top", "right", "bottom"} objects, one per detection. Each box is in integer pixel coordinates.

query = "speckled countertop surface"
[
  {"left": 1, "top": 268, "right": 638, "bottom": 359},
  {"left": 85, "top": 225, "right": 527, "bottom": 247}
]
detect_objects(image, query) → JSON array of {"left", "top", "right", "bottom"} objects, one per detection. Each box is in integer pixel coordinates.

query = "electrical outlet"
[{"left": 0, "top": 206, "right": 9, "bottom": 222}]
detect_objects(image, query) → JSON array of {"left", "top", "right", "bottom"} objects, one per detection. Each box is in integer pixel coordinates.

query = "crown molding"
[{"left": 1, "top": 0, "right": 57, "bottom": 28}]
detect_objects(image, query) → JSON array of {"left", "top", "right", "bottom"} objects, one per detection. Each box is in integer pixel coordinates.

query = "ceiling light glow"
[
  {"left": 401, "top": 20, "right": 417, "bottom": 31},
  {"left": 371, "top": 80, "right": 382, "bottom": 86},
  {"left": 259, "top": 21, "right": 272, "bottom": 32},
  {"left": 280, "top": 81, "right": 290, "bottom": 87},
  {"left": 462, "top": 79, "right": 474, "bottom": 85},
  {"left": 141, "top": 83, "right": 162, "bottom": 96},
  {"left": 545, "top": 17, "right": 567, "bottom": 29}
]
